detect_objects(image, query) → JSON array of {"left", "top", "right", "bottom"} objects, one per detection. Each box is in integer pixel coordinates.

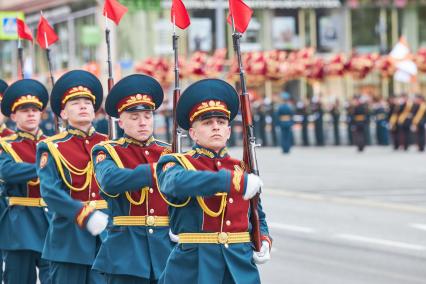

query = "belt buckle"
[
  {"left": 146, "top": 216, "right": 155, "bottom": 226},
  {"left": 88, "top": 201, "right": 97, "bottom": 208},
  {"left": 218, "top": 232, "right": 229, "bottom": 244}
]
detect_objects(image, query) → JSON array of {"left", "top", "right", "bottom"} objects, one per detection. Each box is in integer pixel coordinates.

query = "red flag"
[
  {"left": 16, "top": 18, "right": 33, "bottom": 42},
  {"left": 227, "top": 0, "right": 253, "bottom": 33},
  {"left": 103, "top": 0, "right": 128, "bottom": 25},
  {"left": 171, "top": 0, "right": 190, "bottom": 29},
  {"left": 36, "top": 15, "right": 58, "bottom": 49}
]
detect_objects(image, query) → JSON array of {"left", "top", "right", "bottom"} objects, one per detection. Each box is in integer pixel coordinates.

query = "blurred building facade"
[{"left": 0, "top": 0, "right": 425, "bottom": 99}]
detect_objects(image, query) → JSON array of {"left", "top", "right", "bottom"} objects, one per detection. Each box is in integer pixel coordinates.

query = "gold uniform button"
[
  {"left": 217, "top": 161, "right": 221, "bottom": 167},
  {"left": 85, "top": 140, "right": 89, "bottom": 144},
  {"left": 226, "top": 220, "right": 231, "bottom": 226},
  {"left": 228, "top": 198, "right": 234, "bottom": 204},
  {"left": 149, "top": 209, "right": 155, "bottom": 214},
  {"left": 91, "top": 192, "right": 96, "bottom": 198},
  {"left": 146, "top": 216, "right": 155, "bottom": 226},
  {"left": 218, "top": 232, "right": 229, "bottom": 244},
  {"left": 148, "top": 228, "right": 154, "bottom": 234},
  {"left": 145, "top": 150, "right": 150, "bottom": 155},
  {"left": 44, "top": 208, "right": 49, "bottom": 212},
  {"left": 149, "top": 188, "right": 154, "bottom": 194}
]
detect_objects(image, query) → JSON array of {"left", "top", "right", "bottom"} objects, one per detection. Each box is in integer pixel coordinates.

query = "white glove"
[
  {"left": 86, "top": 210, "right": 108, "bottom": 236},
  {"left": 243, "top": 174, "right": 263, "bottom": 200},
  {"left": 253, "top": 241, "right": 271, "bottom": 264},
  {"left": 410, "top": 125, "right": 417, "bottom": 132},
  {"left": 169, "top": 229, "right": 179, "bottom": 243}
]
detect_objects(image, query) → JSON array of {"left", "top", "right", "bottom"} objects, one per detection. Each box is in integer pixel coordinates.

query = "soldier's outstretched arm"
[
  {"left": 36, "top": 143, "right": 85, "bottom": 220},
  {"left": 0, "top": 146, "right": 38, "bottom": 184},
  {"left": 92, "top": 145, "right": 153, "bottom": 195},
  {"left": 156, "top": 155, "right": 248, "bottom": 199}
]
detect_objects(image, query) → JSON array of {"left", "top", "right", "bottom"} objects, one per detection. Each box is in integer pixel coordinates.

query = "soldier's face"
[
  {"left": 61, "top": 98, "right": 95, "bottom": 126},
  {"left": 11, "top": 106, "right": 41, "bottom": 132},
  {"left": 118, "top": 110, "right": 154, "bottom": 142},
  {"left": 189, "top": 117, "right": 231, "bottom": 152}
]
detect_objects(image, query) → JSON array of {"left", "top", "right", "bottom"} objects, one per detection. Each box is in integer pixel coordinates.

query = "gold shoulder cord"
[
  {"left": 412, "top": 103, "right": 426, "bottom": 126},
  {"left": 161, "top": 153, "right": 226, "bottom": 216},
  {"left": 0, "top": 140, "right": 39, "bottom": 186},
  {"left": 103, "top": 143, "right": 147, "bottom": 204},
  {"left": 46, "top": 141, "right": 92, "bottom": 191},
  {"left": 398, "top": 102, "right": 413, "bottom": 124}
]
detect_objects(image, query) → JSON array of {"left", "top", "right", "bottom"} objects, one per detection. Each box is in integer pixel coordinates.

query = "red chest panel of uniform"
[
  {"left": 0, "top": 128, "right": 14, "bottom": 138},
  {"left": 11, "top": 137, "right": 44, "bottom": 198},
  {"left": 57, "top": 133, "right": 107, "bottom": 201},
  {"left": 114, "top": 142, "right": 169, "bottom": 216},
  {"left": 186, "top": 155, "right": 250, "bottom": 233}
]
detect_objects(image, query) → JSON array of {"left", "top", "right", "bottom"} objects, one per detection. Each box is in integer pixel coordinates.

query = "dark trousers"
[
  {"left": 416, "top": 124, "right": 425, "bottom": 151},
  {"left": 50, "top": 261, "right": 106, "bottom": 284},
  {"left": 3, "top": 249, "right": 50, "bottom": 284},
  {"left": 315, "top": 121, "right": 324, "bottom": 146},
  {"left": 398, "top": 126, "right": 411, "bottom": 151},
  {"left": 302, "top": 120, "right": 309, "bottom": 146},
  {"left": 352, "top": 124, "right": 366, "bottom": 152},
  {"left": 280, "top": 126, "right": 293, "bottom": 153}
]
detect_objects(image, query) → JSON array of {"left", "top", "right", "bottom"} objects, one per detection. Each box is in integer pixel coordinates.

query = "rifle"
[
  {"left": 171, "top": 14, "right": 186, "bottom": 153},
  {"left": 171, "top": 28, "right": 185, "bottom": 153},
  {"left": 105, "top": 25, "right": 119, "bottom": 139},
  {"left": 44, "top": 33, "right": 60, "bottom": 134},
  {"left": 17, "top": 39, "right": 24, "bottom": 80},
  {"left": 232, "top": 29, "right": 262, "bottom": 252}
]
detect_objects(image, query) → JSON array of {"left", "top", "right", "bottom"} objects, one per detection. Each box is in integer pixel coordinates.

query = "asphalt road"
[{"left": 227, "top": 146, "right": 426, "bottom": 284}]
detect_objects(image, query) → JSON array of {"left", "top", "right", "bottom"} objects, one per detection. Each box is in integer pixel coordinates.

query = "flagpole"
[
  {"left": 172, "top": 14, "right": 184, "bottom": 153},
  {"left": 230, "top": 14, "right": 262, "bottom": 252},
  {"left": 40, "top": 11, "right": 60, "bottom": 133},
  {"left": 17, "top": 39, "right": 24, "bottom": 79},
  {"left": 105, "top": 14, "right": 118, "bottom": 140}
]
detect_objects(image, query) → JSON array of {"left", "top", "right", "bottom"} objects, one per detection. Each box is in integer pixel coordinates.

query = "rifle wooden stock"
[
  {"left": 232, "top": 31, "right": 262, "bottom": 252},
  {"left": 240, "top": 94, "right": 261, "bottom": 252}
]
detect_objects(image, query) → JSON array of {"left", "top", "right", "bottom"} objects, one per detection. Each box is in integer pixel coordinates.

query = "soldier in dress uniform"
[
  {"left": 330, "top": 99, "right": 341, "bottom": 146},
  {"left": 0, "top": 79, "right": 14, "bottom": 283},
  {"left": 396, "top": 94, "right": 413, "bottom": 151},
  {"left": 276, "top": 93, "right": 294, "bottom": 153},
  {"left": 311, "top": 96, "right": 324, "bottom": 146},
  {"left": 0, "top": 79, "right": 50, "bottom": 283},
  {"left": 411, "top": 95, "right": 426, "bottom": 151},
  {"left": 351, "top": 95, "right": 369, "bottom": 152},
  {"left": 92, "top": 74, "right": 174, "bottom": 283},
  {"left": 36, "top": 70, "right": 109, "bottom": 284},
  {"left": 388, "top": 96, "right": 400, "bottom": 150},
  {"left": 156, "top": 79, "right": 271, "bottom": 284},
  {"left": 372, "top": 97, "right": 389, "bottom": 146}
]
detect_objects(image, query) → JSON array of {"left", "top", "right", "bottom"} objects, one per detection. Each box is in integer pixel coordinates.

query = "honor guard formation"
[
  {"left": 3, "top": 0, "right": 426, "bottom": 283},
  {"left": 0, "top": 68, "right": 271, "bottom": 283}
]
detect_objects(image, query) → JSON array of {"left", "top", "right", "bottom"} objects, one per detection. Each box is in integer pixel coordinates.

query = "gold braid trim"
[
  {"left": 412, "top": 103, "right": 426, "bottom": 126},
  {"left": 0, "top": 140, "right": 39, "bottom": 186},
  {"left": 163, "top": 153, "right": 227, "bottom": 216},
  {"left": 389, "top": 107, "right": 399, "bottom": 129},
  {"left": 46, "top": 141, "right": 92, "bottom": 191},
  {"left": 398, "top": 102, "right": 413, "bottom": 125},
  {"left": 102, "top": 143, "right": 148, "bottom": 204}
]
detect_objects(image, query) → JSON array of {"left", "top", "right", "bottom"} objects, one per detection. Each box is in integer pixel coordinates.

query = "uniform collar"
[
  {"left": 67, "top": 125, "right": 96, "bottom": 138},
  {"left": 192, "top": 144, "right": 228, "bottom": 159},
  {"left": 0, "top": 124, "right": 6, "bottom": 133},
  {"left": 123, "top": 134, "right": 155, "bottom": 147},
  {"left": 16, "top": 128, "right": 43, "bottom": 141}
]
